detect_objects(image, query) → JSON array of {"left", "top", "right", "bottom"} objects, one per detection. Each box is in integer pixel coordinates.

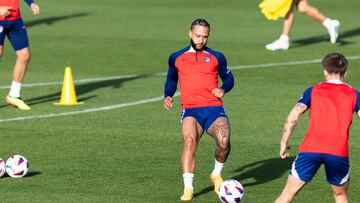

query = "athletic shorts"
[
  {"left": 181, "top": 106, "right": 227, "bottom": 131},
  {"left": 0, "top": 18, "right": 29, "bottom": 51},
  {"left": 290, "top": 152, "right": 350, "bottom": 186}
]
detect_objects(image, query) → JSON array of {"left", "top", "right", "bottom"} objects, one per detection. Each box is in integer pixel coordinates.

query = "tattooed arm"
[{"left": 279, "top": 103, "right": 308, "bottom": 159}]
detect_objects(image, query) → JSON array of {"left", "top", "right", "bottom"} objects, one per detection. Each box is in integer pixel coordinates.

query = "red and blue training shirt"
[
  {"left": 164, "top": 46, "right": 234, "bottom": 109},
  {"left": 0, "top": 0, "right": 33, "bottom": 21},
  {"left": 298, "top": 79, "right": 360, "bottom": 157}
]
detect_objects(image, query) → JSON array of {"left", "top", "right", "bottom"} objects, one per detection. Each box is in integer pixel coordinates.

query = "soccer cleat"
[
  {"left": 265, "top": 38, "right": 289, "bottom": 51},
  {"left": 180, "top": 188, "right": 194, "bottom": 201},
  {"left": 327, "top": 20, "right": 340, "bottom": 44},
  {"left": 5, "top": 95, "right": 31, "bottom": 110},
  {"left": 211, "top": 175, "right": 224, "bottom": 195}
]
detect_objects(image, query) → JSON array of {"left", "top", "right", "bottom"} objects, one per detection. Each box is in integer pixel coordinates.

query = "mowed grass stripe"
[
  {"left": 0, "top": 93, "right": 180, "bottom": 123},
  {"left": 1, "top": 56, "right": 359, "bottom": 90},
  {"left": 1, "top": 56, "right": 359, "bottom": 123}
]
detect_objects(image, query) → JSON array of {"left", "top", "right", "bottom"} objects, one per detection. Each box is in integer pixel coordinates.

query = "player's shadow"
[
  {"left": 0, "top": 74, "right": 148, "bottom": 108},
  {"left": 25, "top": 12, "right": 90, "bottom": 27},
  {"left": 194, "top": 157, "right": 295, "bottom": 198},
  {"left": 1, "top": 171, "right": 41, "bottom": 178},
  {"left": 25, "top": 171, "right": 42, "bottom": 177},
  {"left": 291, "top": 27, "right": 360, "bottom": 48}
]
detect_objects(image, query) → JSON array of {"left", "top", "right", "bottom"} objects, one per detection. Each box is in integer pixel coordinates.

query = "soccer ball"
[
  {"left": 218, "top": 179, "right": 245, "bottom": 203},
  {"left": 0, "top": 158, "right": 5, "bottom": 177},
  {"left": 6, "top": 155, "right": 29, "bottom": 178}
]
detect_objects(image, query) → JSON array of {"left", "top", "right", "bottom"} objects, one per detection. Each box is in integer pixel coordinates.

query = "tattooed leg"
[{"left": 207, "top": 117, "right": 231, "bottom": 163}]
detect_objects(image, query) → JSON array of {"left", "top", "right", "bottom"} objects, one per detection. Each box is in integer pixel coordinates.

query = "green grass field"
[{"left": 0, "top": 0, "right": 360, "bottom": 202}]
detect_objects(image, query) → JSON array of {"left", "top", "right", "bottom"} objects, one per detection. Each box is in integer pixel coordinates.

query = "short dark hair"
[
  {"left": 190, "top": 18, "right": 210, "bottom": 32},
  {"left": 322, "top": 53, "right": 348, "bottom": 76}
]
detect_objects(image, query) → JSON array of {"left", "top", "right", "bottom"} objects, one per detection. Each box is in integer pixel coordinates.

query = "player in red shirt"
[
  {"left": 0, "top": 0, "right": 40, "bottom": 110},
  {"left": 275, "top": 53, "right": 360, "bottom": 203},
  {"left": 164, "top": 19, "right": 234, "bottom": 201}
]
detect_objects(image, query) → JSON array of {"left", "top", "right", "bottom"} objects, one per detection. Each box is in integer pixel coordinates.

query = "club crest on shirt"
[{"left": 204, "top": 56, "right": 211, "bottom": 63}]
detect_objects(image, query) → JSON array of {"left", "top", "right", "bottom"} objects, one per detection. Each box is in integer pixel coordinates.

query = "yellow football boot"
[
  {"left": 180, "top": 188, "right": 193, "bottom": 201},
  {"left": 211, "top": 175, "right": 224, "bottom": 195},
  {"left": 5, "top": 95, "right": 31, "bottom": 110}
]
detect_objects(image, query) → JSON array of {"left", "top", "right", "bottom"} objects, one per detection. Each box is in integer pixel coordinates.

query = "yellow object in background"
[
  {"left": 259, "top": 0, "right": 292, "bottom": 20},
  {"left": 54, "top": 67, "right": 84, "bottom": 106}
]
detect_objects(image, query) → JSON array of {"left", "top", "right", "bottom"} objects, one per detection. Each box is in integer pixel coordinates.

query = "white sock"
[
  {"left": 322, "top": 18, "right": 332, "bottom": 29},
  {"left": 279, "top": 34, "right": 289, "bottom": 42},
  {"left": 211, "top": 159, "right": 224, "bottom": 176},
  {"left": 183, "top": 173, "right": 194, "bottom": 189},
  {"left": 9, "top": 81, "right": 21, "bottom": 98}
]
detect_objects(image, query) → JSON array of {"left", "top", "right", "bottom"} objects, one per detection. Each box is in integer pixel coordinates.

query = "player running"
[
  {"left": 275, "top": 53, "right": 360, "bottom": 203},
  {"left": 163, "top": 19, "right": 235, "bottom": 201},
  {"left": 265, "top": 0, "right": 339, "bottom": 51},
  {"left": 0, "top": 0, "right": 40, "bottom": 110}
]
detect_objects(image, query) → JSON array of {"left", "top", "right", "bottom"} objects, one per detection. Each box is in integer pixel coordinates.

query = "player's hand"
[
  {"left": 212, "top": 88, "right": 225, "bottom": 98},
  {"left": 164, "top": 96, "right": 173, "bottom": 110},
  {"left": 279, "top": 142, "right": 290, "bottom": 159},
  {"left": 0, "top": 6, "right": 12, "bottom": 17},
  {"left": 30, "top": 3, "right": 40, "bottom": 15}
]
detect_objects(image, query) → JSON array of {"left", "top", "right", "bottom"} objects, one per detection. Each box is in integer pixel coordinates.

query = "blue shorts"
[
  {"left": 0, "top": 19, "right": 29, "bottom": 51},
  {"left": 181, "top": 106, "right": 227, "bottom": 131},
  {"left": 290, "top": 152, "right": 350, "bottom": 186}
]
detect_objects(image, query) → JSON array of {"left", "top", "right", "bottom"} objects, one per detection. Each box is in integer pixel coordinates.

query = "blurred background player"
[
  {"left": 266, "top": 0, "right": 339, "bottom": 51},
  {"left": 163, "top": 19, "right": 235, "bottom": 201},
  {"left": 0, "top": 0, "right": 40, "bottom": 110},
  {"left": 275, "top": 53, "right": 360, "bottom": 203}
]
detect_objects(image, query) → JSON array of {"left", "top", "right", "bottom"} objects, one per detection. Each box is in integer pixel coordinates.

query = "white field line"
[
  {"left": 231, "top": 55, "right": 360, "bottom": 70},
  {"left": 0, "top": 74, "right": 141, "bottom": 90},
  {"left": 0, "top": 55, "right": 359, "bottom": 123}
]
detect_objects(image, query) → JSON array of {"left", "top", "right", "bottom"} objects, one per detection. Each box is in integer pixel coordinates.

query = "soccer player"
[
  {"left": 275, "top": 53, "right": 360, "bottom": 203},
  {"left": 163, "top": 19, "right": 235, "bottom": 201},
  {"left": 266, "top": 0, "right": 339, "bottom": 51},
  {"left": 0, "top": 0, "right": 40, "bottom": 110}
]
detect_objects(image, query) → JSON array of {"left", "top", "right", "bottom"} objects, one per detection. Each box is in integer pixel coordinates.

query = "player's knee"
[
  {"left": 281, "top": 190, "right": 296, "bottom": 202},
  {"left": 297, "top": 5, "right": 307, "bottom": 14},
  {"left": 217, "top": 141, "right": 230, "bottom": 153},
  {"left": 333, "top": 190, "right": 347, "bottom": 198},
  {"left": 17, "top": 51, "right": 31, "bottom": 62},
  {"left": 183, "top": 136, "right": 197, "bottom": 148}
]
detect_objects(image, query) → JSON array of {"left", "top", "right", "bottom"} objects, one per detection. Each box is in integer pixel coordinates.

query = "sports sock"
[
  {"left": 183, "top": 173, "right": 194, "bottom": 189},
  {"left": 9, "top": 81, "right": 21, "bottom": 98},
  {"left": 279, "top": 34, "right": 289, "bottom": 42},
  {"left": 211, "top": 159, "right": 224, "bottom": 176},
  {"left": 322, "top": 18, "right": 333, "bottom": 29}
]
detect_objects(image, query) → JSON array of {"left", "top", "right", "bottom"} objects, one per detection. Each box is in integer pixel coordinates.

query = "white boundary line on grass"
[
  {"left": 0, "top": 74, "right": 141, "bottom": 90},
  {"left": 0, "top": 55, "right": 359, "bottom": 123}
]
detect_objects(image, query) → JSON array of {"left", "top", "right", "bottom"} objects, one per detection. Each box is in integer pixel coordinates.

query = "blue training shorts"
[
  {"left": 181, "top": 106, "right": 227, "bottom": 131},
  {"left": 0, "top": 19, "right": 29, "bottom": 51},
  {"left": 290, "top": 152, "right": 350, "bottom": 186}
]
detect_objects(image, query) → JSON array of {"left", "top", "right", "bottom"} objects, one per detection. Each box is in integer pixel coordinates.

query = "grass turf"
[{"left": 0, "top": 0, "right": 360, "bottom": 202}]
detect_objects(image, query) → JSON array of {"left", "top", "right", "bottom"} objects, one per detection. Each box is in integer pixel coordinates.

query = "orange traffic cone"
[{"left": 54, "top": 67, "right": 84, "bottom": 105}]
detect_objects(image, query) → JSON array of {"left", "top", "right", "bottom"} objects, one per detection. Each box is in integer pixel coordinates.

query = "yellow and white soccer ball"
[
  {"left": 6, "top": 155, "right": 29, "bottom": 178},
  {"left": 0, "top": 158, "right": 5, "bottom": 177}
]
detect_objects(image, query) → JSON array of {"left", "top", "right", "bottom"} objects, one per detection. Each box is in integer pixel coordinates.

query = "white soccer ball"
[
  {"left": 0, "top": 158, "right": 5, "bottom": 177},
  {"left": 218, "top": 179, "right": 245, "bottom": 203},
  {"left": 6, "top": 155, "right": 29, "bottom": 178}
]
